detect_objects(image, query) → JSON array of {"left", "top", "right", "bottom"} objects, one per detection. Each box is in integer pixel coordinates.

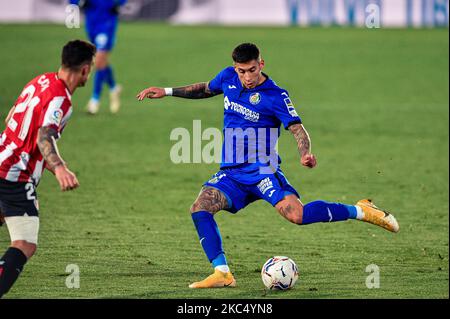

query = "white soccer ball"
[{"left": 261, "top": 256, "right": 299, "bottom": 290}]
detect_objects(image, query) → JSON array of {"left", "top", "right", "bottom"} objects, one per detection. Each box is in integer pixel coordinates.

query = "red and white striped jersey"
[{"left": 0, "top": 72, "right": 73, "bottom": 184}]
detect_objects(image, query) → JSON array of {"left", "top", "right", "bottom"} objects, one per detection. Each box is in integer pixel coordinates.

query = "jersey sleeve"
[
  {"left": 40, "top": 96, "right": 72, "bottom": 136},
  {"left": 272, "top": 90, "right": 302, "bottom": 130},
  {"left": 207, "top": 67, "right": 230, "bottom": 95}
]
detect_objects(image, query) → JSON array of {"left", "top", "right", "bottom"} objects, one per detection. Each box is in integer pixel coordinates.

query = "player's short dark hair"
[
  {"left": 61, "top": 39, "right": 96, "bottom": 70},
  {"left": 232, "top": 43, "right": 260, "bottom": 63}
]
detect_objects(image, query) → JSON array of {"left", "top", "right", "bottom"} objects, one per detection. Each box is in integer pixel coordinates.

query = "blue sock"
[
  {"left": 302, "top": 200, "right": 355, "bottom": 224},
  {"left": 347, "top": 205, "right": 358, "bottom": 219},
  {"left": 191, "top": 211, "right": 227, "bottom": 267},
  {"left": 93, "top": 68, "right": 107, "bottom": 100},
  {"left": 212, "top": 254, "right": 227, "bottom": 268},
  {"left": 104, "top": 65, "right": 116, "bottom": 89}
]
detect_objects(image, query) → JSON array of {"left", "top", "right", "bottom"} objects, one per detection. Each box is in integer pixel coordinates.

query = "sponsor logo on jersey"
[
  {"left": 249, "top": 93, "right": 261, "bottom": 105},
  {"left": 224, "top": 96, "right": 260, "bottom": 122},
  {"left": 257, "top": 177, "right": 274, "bottom": 195}
]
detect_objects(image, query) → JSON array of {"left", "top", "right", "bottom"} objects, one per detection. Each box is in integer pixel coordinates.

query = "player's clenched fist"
[
  {"left": 136, "top": 87, "right": 166, "bottom": 100},
  {"left": 301, "top": 153, "right": 317, "bottom": 168},
  {"left": 55, "top": 165, "right": 80, "bottom": 192}
]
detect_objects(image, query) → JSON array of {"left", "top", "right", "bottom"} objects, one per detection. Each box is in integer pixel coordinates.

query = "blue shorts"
[
  {"left": 203, "top": 169, "right": 300, "bottom": 214},
  {"left": 86, "top": 21, "right": 117, "bottom": 51}
]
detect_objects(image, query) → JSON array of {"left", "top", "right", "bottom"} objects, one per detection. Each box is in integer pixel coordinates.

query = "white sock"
[
  {"left": 215, "top": 265, "right": 230, "bottom": 273},
  {"left": 355, "top": 206, "right": 364, "bottom": 220}
]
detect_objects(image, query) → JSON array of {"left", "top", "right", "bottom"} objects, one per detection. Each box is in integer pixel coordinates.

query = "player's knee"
[
  {"left": 95, "top": 52, "right": 108, "bottom": 69},
  {"left": 277, "top": 198, "right": 304, "bottom": 225},
  {"left": 190, "top": 201, "right": 200, "bottom": 214},
  {"left": 190, "top": 201, "right": 214, "bottom": 214},
  {"left": 190, "top": 187, "right": 228, "bottom": 214},
  {"left": 291, "top": 208, "right": 303, "bottom": 225},
  {"left": 11, "top": 240, "right": 36, "bottom": 259}
]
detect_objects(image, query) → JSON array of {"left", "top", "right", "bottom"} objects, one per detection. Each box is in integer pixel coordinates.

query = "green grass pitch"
[{"left": 0, "top": 23, "right": 448, "bottom": 299}]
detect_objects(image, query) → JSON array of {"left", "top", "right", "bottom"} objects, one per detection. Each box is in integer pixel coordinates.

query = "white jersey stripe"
[
  {"left": 5, "top": 151, "right": 30, "bottom": 182},
  {"left": 0, "top": 133, "right": 6, "bottom": 145},
  {"left": 31, "top": 159, "right": 44, "bottom": 184},
  {"left": 42, "top": 96, "right": 65, "bottom": 128},
  {"left": 59, "top": 107, "right": 73, "bottom": 131},
  {"left": 0, "top": 141, "right": 18, "bottom": 166}
]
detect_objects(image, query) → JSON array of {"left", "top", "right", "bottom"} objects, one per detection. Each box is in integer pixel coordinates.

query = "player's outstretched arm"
[
  {"left": 136, "top": 82, "right": 219, "bottom": 101},
  {"left": 37, "top": 126, "right": 79, "bottom": 191},
  {"left": 288, "top": 123, "right": 317, "bottom": 168}
]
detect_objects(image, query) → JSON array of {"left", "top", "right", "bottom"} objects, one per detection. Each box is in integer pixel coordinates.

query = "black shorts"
[{"left": 0, "top": 178, "right": 39, "bottom": 217}]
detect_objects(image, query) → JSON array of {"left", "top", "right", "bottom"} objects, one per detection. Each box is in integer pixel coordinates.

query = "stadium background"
[{"left": 0, "top": 0, "right": 448, "bottom": 298}]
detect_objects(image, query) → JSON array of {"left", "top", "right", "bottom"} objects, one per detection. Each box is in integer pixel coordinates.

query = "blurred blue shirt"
[{"left": 69, "top": 0, "right": 127, "bottom": 27}]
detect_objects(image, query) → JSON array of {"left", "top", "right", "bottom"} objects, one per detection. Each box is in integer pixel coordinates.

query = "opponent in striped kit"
[{"left": 0, "top": 40, "right": 96, "bottom": 298}]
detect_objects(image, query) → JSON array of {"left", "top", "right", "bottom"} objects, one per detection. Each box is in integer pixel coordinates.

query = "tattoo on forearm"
[
  {"left": 173, "top": 82, "right": 217, "bottom": 99},
  {"left": 191, "top": 187, "right": 229, "bottom": 213},
  {"left": 289, "top": 124, "right": 311, "bottom": 157},
  {"left": 37, "top": 127, "right": 64, "bottom": 170}
]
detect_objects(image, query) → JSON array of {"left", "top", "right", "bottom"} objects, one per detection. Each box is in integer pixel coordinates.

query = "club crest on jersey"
[{"left": 249, "top": 93, "right": 261, "bottom": 105}]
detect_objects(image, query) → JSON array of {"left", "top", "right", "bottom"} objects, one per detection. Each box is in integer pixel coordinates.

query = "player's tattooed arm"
[
  {"left": 136, "top": 82, "right": 218, "bottom": 100},
  {"left": 37, "top": 126, "right": 65, "bottom": 172},
  {"left": 190, "top": 187, "right": 229, "bottom": 214},
  {"left": 38, "top": 126, "right": 79, "bottom": 191},
  {"left": 173, "top": 82, "right": 218, "bottom": 99},
  {"left": 289, "top": 123, "right": 311, "bottom": 157},
  {"left": 288, "top": 123, "right": 317, "bottom": 168}
]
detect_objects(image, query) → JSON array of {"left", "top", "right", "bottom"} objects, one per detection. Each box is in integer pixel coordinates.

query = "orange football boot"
[
  {"left": 356, "top": 199, "right": 399, "bottom": 233},
  {"left": 189, "top": 269, "right": 236, "bottom": 289}
]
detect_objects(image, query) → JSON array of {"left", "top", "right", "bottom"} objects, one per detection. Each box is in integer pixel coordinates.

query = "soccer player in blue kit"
[
  {"left": 70, "top": 0, "right": 126, "bottom": 114},
  {"left": 137, "top": 43, "right": 399, "bottom": 288}
]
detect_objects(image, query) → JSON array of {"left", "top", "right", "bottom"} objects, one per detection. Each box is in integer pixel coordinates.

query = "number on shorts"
[{"left": 25, "top": 183, "right": 36, "bottom": 200}]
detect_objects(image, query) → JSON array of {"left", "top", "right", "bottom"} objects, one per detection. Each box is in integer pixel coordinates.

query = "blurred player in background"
[
  {"left": 0, "top": 40, "right": 96, "bottom": 298},
  {"left": 137, "top": 43, "right": 399, "bottom": 288},
  {"left": 70, "top": 0, "right": 126, "bottom": 114}
]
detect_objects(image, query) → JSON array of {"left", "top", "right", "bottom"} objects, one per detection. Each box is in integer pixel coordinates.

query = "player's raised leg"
[
  {"left": 189, "top": 187, "right": 236, "bottom": 288},
  {"left": 275, "top": 194, "right": 399, "bottom": 232}
]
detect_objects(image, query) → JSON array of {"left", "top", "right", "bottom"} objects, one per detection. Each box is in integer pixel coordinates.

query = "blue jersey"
[
  {"left": 208, "top": 67, "right": 302, "bottom": 184},
  {"left": 70, "top": 0, "right": 126, "bottom": 50},
  {"left": 70, "top": 0, "right": 126, "bottom": 28}
]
